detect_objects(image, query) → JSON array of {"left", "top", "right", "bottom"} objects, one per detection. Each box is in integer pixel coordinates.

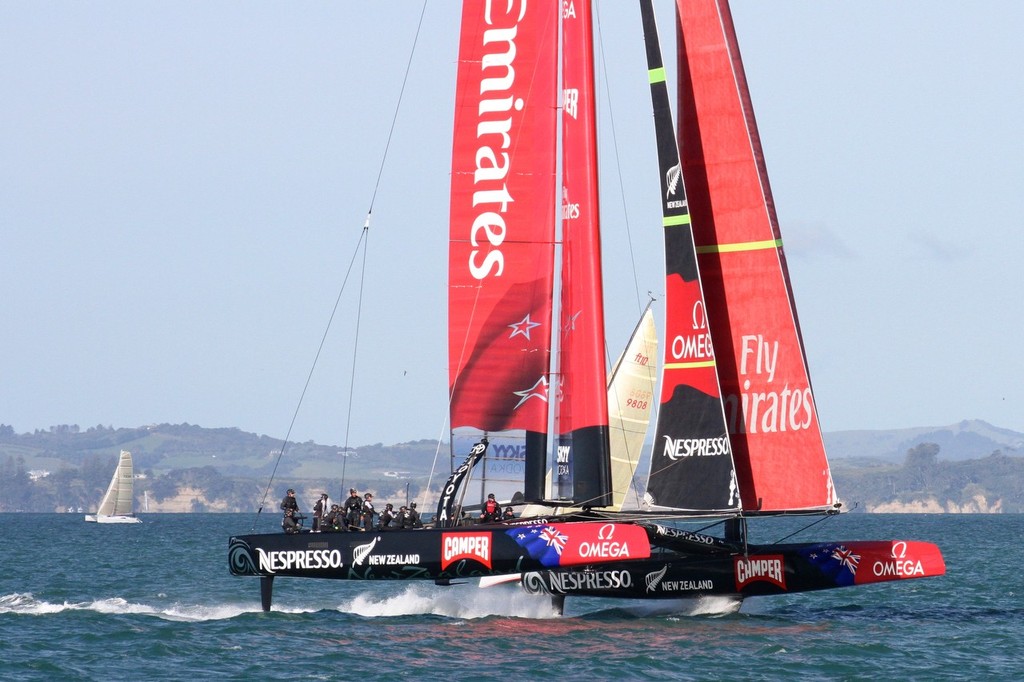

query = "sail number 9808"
[{"left": 625, "top": 389, "right": 652, "bottom": 410}]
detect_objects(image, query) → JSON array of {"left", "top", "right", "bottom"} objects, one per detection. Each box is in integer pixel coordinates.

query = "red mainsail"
[
  {"left": 448, "top": 1, "right": 559, "bottom": 435},
  {"left": 675, "top": 0, "right": 836, "bottom": 512},
  {"left": 555, "top": 0, "right": 612, "bottom": 506}
]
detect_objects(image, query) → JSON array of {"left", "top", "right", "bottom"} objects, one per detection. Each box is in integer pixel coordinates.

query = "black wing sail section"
[{"left": 639, "top": 0, "right": 739, "bottom": 513}]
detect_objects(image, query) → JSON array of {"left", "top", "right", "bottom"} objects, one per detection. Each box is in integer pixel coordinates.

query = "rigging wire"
[
  {"left": 251, "top": 227, "right": 368, "bottom": 530},
  {"left": 250, "top": 2, "right": 430, "bottom": 531},
  {"left": 595, "top": 3, "right": 662, "bottom": 507},
  {"left": 595, "top": 3, "right": 644, "bottom": 317},
  {"left": 338, "top": 219, "right": 370, "bottom": 490},
  {"left": 343, "top": 1, "right": 432, "bottom": 487},
  {"left": 365, "top": 2, "right": 430, "bottom": 213}
]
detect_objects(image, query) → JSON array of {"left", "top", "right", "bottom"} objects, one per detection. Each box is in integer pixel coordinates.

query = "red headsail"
[{"left": 676, "top": 0, "right": 836, "bottom": 512}]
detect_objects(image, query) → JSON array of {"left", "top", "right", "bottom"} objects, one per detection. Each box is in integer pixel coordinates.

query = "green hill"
[{"left": 2, "top": 421, "right": 1022, "bottom": 513}]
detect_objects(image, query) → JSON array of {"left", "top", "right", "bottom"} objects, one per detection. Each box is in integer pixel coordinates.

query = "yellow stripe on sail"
[
  {"left": 664, "top": 214, "right": 691, "bottom": 227},
  {"left": 665, "top": 360, "right": 716, "bottom": 370},
  {"left": 696, "top": 238, "right": 782, "bottom": 254},
  {"left": 648, "top": 66, "right": 666, "bottom": 84}
]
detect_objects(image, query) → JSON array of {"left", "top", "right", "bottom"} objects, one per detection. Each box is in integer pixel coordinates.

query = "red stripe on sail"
[
  {"left": 557, "top": 0, "right": 611, "bottom": 505},
  {"left": 559, "top": 0, "right": 607, "bottom": 433},
  {"left": 676, "top": 0, "right": 835, "bottom": 512},
  {"left": 448, "top": 1, "right": 559, "bottom": 433}
]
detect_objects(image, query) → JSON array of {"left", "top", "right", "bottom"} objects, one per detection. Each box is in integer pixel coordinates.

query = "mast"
[
  {"left": 640, "top": 0, "right": 739, "bottom": 513},
  {"left": 556, "top": 0, "right": 612, "bottom": 508},
  {"left": 675, "top": 0, "right": 837, "bottom": 512}
]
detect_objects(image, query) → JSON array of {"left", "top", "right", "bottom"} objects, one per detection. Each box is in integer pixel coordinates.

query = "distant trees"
[
  {"left": 905, "top": 443, "right": 940, "bottom": 468},
  {"left": 0, "top": 456, "right": 31, "bottom": 511}
]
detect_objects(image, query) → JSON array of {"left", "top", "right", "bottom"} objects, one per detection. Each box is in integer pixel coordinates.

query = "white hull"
[{"left": 84, "top": 514, "right": 141, "bottom": 524}]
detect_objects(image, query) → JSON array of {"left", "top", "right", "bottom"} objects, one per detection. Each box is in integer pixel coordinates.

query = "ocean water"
[{"left": 1, "top": 513, "right": 1019, "bottom": 681}]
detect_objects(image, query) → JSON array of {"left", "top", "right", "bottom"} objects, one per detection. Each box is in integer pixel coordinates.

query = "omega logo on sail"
[
  {"left": 466, "top": 1, "right": 528, "bottom": 281},
  {"left": 670, "top": 301, "right": 713, "bottom": 361}
]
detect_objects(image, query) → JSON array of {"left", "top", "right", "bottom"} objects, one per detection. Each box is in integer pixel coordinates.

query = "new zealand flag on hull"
[
  {"left": 799, "top": 543, "right": 861, "bottom": 587},
  {"left": 506, "top": 526, "right": 569, "bottom": 567}
]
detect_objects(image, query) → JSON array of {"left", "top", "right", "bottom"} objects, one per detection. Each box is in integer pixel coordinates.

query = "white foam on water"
[
  {"left": 0, "top": 592, "right": 262, "bottom": 621},
  {"left": 339, "top": 582, "right": 560, "bottom": 620}
]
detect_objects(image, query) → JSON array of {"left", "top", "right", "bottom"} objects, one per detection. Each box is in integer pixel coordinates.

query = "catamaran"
[{"left": 228, "top": 0, "right": 943, "bottom": 613}]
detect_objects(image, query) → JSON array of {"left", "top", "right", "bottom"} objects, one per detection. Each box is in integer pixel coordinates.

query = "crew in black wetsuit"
[
  {"left": 313, "top": 493, "right": 328, "bottom": 532},
  {"left": 378, "top": 503, "right": 395, "bottom": 530},
  {"left": 322, "top": 504, "right": 342, "bottom": 532},
  {"left": 281, "top": 488, "right": 301, "bottom": 533},
  {"left": 360, "top": 493, "right": 375, "bottom": 532},
  {"left": 395, "top": 506, "right": 410, "bottom": 529},
  {"left": 344, "top": 488, "right": 363, "bottom": 530},
  {"left": 408, "top": 502, "right": 423, "bottom": 528}
]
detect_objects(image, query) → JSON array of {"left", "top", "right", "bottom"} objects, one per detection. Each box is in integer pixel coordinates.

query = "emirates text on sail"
[
  {"left": 466, "top": 1, "right": 528, "bottom": 280},
  {"left": 725, "top": 334, "right": 814, "bottom": 434}
]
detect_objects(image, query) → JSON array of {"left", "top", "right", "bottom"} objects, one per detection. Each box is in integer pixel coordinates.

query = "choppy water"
[{"left": 1, "top": 513, "right": 1019, "bottom": 680}]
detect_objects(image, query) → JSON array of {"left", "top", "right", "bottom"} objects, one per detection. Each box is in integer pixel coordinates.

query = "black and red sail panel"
[
  {"left": 639, "top": 0, "right": 738, "bottom": 513},
  {"left": 675, "top": 0, "right": 836, "bottom": 512}
]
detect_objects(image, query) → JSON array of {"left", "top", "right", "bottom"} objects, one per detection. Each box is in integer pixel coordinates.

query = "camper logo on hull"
[
  {"left": 734, "top": 555, "right": 786, "bottom": 591},
  {"left": 441, "top": 532, "right": 492, "bottom": 570}
]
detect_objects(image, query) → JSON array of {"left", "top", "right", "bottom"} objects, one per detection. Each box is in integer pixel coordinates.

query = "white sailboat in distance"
[{"left": 84, "top": 450, "right": 142, "bottom": 524}]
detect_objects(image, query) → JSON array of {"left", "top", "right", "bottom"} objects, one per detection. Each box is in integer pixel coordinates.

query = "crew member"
[
  {"left": 361, "top": 493, "right": 375, "bottom": 531},
  {"left": 344, "top": 488, "right": 363, "bottom": 530},
  {"left": 480, "top": 493, "right": 500, "bottom": 523},
  {"left": 281, "top": 488, "right": 301, "bottom": 533},
  {"left": 378, "top": 503, "right": 395, "bottom": 530},
  {"left": 395, "top": 506, "right": 410, "bottom": 529},
  {"left": 281, "top": 488, "right": 299, "bottom": 515},
  {"left": 313, "top": 493, "right": 329, "bottom": 532},
  {"left": 408, "top": 502, "right": 423, "bottom": 529}
]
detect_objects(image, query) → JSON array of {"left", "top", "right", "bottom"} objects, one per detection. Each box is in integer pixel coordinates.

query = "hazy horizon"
[{"left": 3, "top": 2, "right": 1022, "bottom": 446}]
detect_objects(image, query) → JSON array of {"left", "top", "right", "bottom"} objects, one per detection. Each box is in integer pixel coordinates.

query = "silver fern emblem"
[
  {"left": 666, "top": 164, "right": 681, "bottom": 198},
  {"left": 645, "top": 564, "right": 668, "bottom": 593},
  {"left": 353, "top": 536, "right": 380, "bottom": 566}
]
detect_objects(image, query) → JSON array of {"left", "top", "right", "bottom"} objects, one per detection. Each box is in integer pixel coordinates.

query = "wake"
[
  {"left": 339, "top": 583, "right": 561, "bottom": 620},
  {"left": 0, "top": 592, "right": 268, "bottom": 622}
]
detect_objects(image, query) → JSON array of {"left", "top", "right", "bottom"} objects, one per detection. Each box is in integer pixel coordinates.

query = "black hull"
[
  {"left": 519, "top": 538, "right": 945, "bottom": 600},
  {"left": 229, "top": 522, "right": 944, "bottom": 611}
]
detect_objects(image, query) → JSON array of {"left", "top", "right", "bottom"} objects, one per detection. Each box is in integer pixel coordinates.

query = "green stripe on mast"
[
  {"left": 648, "top": 66, "right": 666, "bottom": 84},
  {"left": 663, "top": 214, "right": 692, "bottom": 227}
]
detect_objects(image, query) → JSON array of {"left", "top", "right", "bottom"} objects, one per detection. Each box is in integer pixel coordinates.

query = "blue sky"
[{"left": 2, "top": 1, "right": 1022, "bottom": 448}]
